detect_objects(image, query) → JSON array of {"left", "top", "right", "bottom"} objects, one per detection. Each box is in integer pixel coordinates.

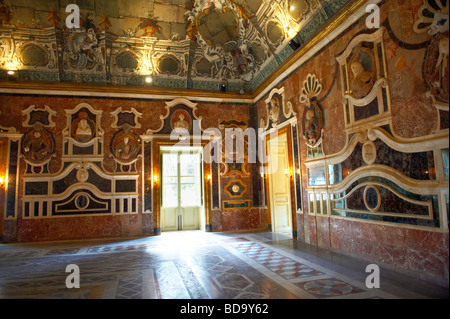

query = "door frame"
[
  {"left": 0, "top": 138, "right": 6, "bottom": 240},
  {"left": 264, "top": 125, "right": 297, "bottom": 237},
  {"left": 160, "top": 146, "right": 203, "bottom": 232},
  {"left": 152, "top": 138, "right": 212, "bottom": 235}
]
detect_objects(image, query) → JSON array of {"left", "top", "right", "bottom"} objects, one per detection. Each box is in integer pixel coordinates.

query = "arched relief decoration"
[
  {"left": 21, "top": 102, "right": 140, "bottom": 219},
  {"left": 110, "top": 107, "right": 142, "bottom": 129},
  {"left": 261, "top": 87, "right": 296, "bottom": 130},
  {"left": 22, "top": 105, "right": 57, "bottom": 128},
  {"left": 336, "top": 27, "right": 391, "bottom": 134},
  {"left": 62, "top": 102, "right": 104, "bottom": 159},
  {"left": 145, "top": 98, "right": 202, "bottom": 135}
]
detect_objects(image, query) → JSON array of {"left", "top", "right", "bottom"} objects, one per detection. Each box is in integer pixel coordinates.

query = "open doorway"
[
  {"left": 266, "top": 128, "right": 295, "bottom": 238},
  {"left": 160, "top": 146, "right": 204, "bottom": 232}
]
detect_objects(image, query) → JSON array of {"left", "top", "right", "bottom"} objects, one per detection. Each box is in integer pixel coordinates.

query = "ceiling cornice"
[{"left": 0, "top": 0, "right": 373, "bottom": 105}]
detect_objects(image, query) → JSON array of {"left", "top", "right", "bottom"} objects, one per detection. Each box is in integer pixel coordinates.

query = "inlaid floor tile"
[{"left": 0, "top": 231, "right": 447, "bottom": 299}]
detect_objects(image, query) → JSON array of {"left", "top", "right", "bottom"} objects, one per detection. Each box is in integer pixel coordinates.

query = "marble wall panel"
[
  {"left": 329, "top": 218, "right": 449, "bottom": 284},
  {"left": 211, "top": 207, "right": 267, "bottom": 232},
  {"left": 0, "top": 94, "right": 259, "bottom": 242},
  {"left": 258, "top": 0, "right": 448, "bottom": 282}
]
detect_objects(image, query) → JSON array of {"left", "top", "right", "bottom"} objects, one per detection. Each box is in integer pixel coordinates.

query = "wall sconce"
[
  {"left": 284, "top": 169, "right": 289, "bottom": 175},
  {"left": 153, "top": 175, "right": 159, "bottom": 183},
  {"left": 0, "top": 177, "right": 4, "bottom": 187},
  {"left": 260, "top": 166, "right": 265, "bottom": 178},
  {"left": 207, "top": 174, "right": 211, "bottom": 181}
]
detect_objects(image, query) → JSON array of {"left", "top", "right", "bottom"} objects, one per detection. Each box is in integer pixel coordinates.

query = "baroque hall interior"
[{"left": 0, "top": 0, "right": 448, "bottom": 299}]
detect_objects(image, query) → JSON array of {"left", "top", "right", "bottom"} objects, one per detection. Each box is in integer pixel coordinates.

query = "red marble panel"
[
  {"left": 327, "top": 218, "right": 449, "bottom": 283},
  {"left": 211, "top": 208, "right": 267, "bottom": 232},
  {"left": 296, "top": 213, "right": 305, "bottom": 242},
  {"left": 316, "top": 215, "right": 331, "bottom": 249},
  {"left": 16, "top": 215, "right": 124, "bottom": 242}
]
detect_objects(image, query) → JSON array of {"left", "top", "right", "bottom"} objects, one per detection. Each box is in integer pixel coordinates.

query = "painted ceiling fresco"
[{"left": 0, "top": 0, "right": 352, "bottom": 93}]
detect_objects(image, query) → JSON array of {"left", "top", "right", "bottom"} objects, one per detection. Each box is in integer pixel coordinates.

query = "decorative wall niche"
[
  {"left": 261, "top": 87, "right": 296, "bottom": 129},
  {"left": 110, "top": 107, "right": 142, "bottom": 170},
  {"left": 63, "top": 103, "right": 104, "bottom": 159},
  {"left": 111, "top": 107, "right": 142, "bottom": 129},
  {"left": 299, "top": 74, "right": 324, "bottom": 155},
  {"left": 218, "top": 119, "right": 251, "bottom": 177},
  {"left": 21, "top": 105, "right": 57, "bottom": 173},
  {"left": 194, "top": 56, "right": 214, "bottom": 77},
  {"left": 146, "top": 98, "right": 202, "bottom": 135},
  {"left": 336, "top": 27, "right": 391, "bottom": 133},
  {"left": 22, "top": 102, "right": 140, "bottom": 219},
  {"left": 157, "top": 54, "right": 182, "bottom": 76},
  {"left": 21, "top": 122, "right": 55, "bottom": 167},
  {"left": 110, "top": 125, "right": 141, "bottom": 166},
  {"left": 18, "top": 43, "right": 49, "bottom": 67},
  {"left": 115, "top": 50, "right": 141, "bottom": 72}
]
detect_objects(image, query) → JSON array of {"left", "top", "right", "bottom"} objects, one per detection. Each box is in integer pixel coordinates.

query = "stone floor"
[{"left": 0, "top": 231, "right": 448, "bottom": 299}]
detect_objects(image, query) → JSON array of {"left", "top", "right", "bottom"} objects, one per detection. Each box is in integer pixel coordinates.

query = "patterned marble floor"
[{"left": 0, "top": 231, "right": 447, "bottom": 299}]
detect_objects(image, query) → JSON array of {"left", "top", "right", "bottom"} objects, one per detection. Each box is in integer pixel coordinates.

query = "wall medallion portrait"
[
  {"left": 336, "top": 28, "right": 391, "bottom": 132},
  {"left": 348, "top": 46, "right": 376, "bottom": 99},
  {"left": 111, "top": 127, "right": 140, "bottom": 163},
  {"left": 171, "top": 108, "right": 192, "bottom": 132},
  {"left": 268, "top": 95, "right": 281, "bottom": 127},
  {"left": 71, "top": 111, "right": 96, "bottom": 142},
  {"left": 21, "top": 122, "right": 55, "bottom": 165}
]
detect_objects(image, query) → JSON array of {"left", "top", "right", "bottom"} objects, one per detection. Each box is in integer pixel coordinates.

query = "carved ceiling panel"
[{"left": 0, "top": 0, "right": 351, "bottom": 93}]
